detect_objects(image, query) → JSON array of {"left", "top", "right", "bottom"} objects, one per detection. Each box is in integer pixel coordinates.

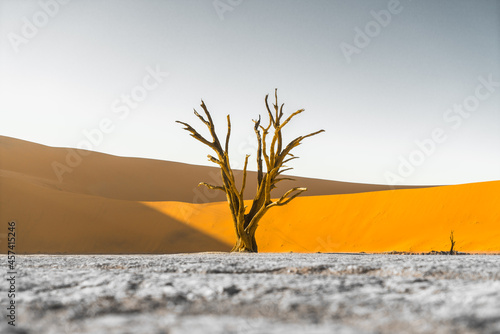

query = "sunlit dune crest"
[
  {"left": 144, "top": 181, "right": 500, "bottom": 253},
  {"left": 0, "top": 135, "right": 428, "bottom": 202},
  {"left": 1, "top": 136, "right": 498, "bottom": 254}
]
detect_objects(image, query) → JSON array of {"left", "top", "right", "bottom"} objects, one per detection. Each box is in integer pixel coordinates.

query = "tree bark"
[
  {"left": 177, "top": 90, "right": 324, "bottom": 253},
  {"left": 232, "top": 232, "right": 258, "bottom": 253}
]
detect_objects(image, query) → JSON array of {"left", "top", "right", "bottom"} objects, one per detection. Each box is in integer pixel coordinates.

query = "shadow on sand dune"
[{"left": 0, "top": 176, "right": 231, "bottom": 254}]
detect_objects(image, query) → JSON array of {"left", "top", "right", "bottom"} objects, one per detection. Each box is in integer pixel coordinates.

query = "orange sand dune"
[
  {"left": 1, "top": 135, "right": 498, "bottom": 254},
  {"left": 144, "top": 181, "right": 500, "bottom": 253},
  {"left": 0, "top": 174, "right": 229, "bottom": 254},
  {"left": 0, "top": 135, "right": 425, "bottom": 203}
]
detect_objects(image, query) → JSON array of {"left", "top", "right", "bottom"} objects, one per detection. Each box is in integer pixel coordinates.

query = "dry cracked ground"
[{"left": 1, "top": 253, "right": 500, "bottom": 334}]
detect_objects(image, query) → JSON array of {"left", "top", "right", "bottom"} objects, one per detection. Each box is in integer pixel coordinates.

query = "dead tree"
[
  {"left": 177, "top": 90, "right": 324, "bottom": 252},
  {"left": 449, "top": 230, "right": 456, "bottom": 255}
]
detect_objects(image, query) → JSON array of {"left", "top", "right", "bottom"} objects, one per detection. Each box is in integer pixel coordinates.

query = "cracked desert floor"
[{"left": 1, "top": 253, "right": 500, "bottom": 334}]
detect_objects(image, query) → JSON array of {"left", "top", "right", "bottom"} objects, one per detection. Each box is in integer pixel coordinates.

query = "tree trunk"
[
  {"left": 449, "top": 231, "right": 456, "bottom": 255},
  {"left": 231, "top": 229, "right": 258, "bottom": 253}
]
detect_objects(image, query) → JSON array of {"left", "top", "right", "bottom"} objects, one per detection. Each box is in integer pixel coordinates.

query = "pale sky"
[{"left": 1, "top": 0, "right": 499, "bottom": 185}]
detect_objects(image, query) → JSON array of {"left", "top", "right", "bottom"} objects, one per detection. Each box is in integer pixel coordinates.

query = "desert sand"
[
  {"left": 147, "top": 181, "right": 500, "bottom": 253},
  {"left": 0, "top": 135, "right": 499, "bottom": 254}
]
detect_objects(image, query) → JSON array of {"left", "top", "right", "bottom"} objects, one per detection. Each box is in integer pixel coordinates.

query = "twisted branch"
[
  {"left": 199, "top": 182, "right": 225, "bottom": 192},
  {"left": 177, "top": 90, "right": 324, "bottom": 252}
]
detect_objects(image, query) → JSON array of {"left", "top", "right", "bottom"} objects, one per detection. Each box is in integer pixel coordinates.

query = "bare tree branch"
[
  {"left": 268, "top": 187, "right": 308, "bottom": 208},
  {"left": 200, "top": 100, "right": 223, "bottom": 154},
  {"left": 207, "top": 154, "right": 222, "bottom": 166},
  {"left": 225, "top": 115, "right": 231, "bottom": 154},
  {"left": 194, "top": 109, "right": 209, "bottom": 126},
  {"left": 253, "top": 116, "right": 264, "bottom": 186},
  {"left": 175, "top": 121, "right": 213, "bottom": 148},
  {"left": 261, "top": 127, "right": 271, "bottom": 170},
  {"left": 272, "top": 177, "right": 296, "bottom": 185},
  {"left": 177, "top": 90, "right": 324, "bottom": 253},
  {"left": 277, "top": 129, "right": 325, "bottom": 166},
  {"left": 277, "top": 167, "right": 294, "bottom": 176},
  {"left": 277, "top": 109, "right": 305, "bottom": 132},
  {"left": 283, "top": 156, "right": 299, "bottom": 164},
  {"left": 240, "top": 154, "right": 250, "bottom": 197},
  {"left": 199, "top": 182, "right": 226, "bottom": 192},
  {"left": 264, "top": 94, "right": 276, "bottom": 127}
]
